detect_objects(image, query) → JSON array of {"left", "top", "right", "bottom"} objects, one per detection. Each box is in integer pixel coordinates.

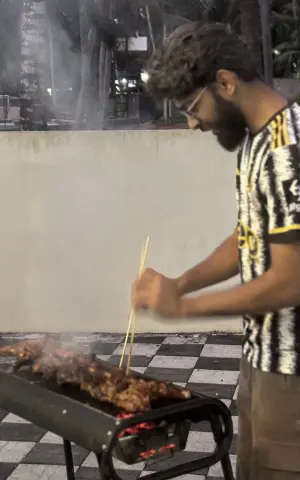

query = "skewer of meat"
[
  {"left": 0, "top": 338, "right": 191, "bottom": 412},
  {"left": 31, "top": 350, "right": 190, "bottom": 411},
  {"left": 0, "top": 337, "right": 48, "bottom": 359},
  {"left": 0, "top": 337, "right": 60, "bottom": 371}
]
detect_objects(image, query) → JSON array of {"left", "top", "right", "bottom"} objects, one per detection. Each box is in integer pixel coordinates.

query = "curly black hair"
[{"left": 146, "top": 22, "right": 259, "bottom": 101}]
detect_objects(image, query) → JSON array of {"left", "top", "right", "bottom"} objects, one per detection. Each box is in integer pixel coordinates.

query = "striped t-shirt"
[{"left": 236, "top": 102, "right": 300, "bottom": 375}]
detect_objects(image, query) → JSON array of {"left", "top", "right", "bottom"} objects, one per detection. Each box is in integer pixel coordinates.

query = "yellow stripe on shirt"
[
  {"left": 270, "top": 111, "right": 291, "bottom": 150},
  {"left": 269, "top": 224, "right": 300, "bottom": 235}
]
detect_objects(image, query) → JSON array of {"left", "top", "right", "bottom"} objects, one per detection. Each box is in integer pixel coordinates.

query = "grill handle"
[{"left": 101, "top": 396, "right": 233, "bottom": 480}]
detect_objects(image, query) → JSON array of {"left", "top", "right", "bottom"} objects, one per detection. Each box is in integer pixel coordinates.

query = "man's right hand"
[
  {"left": 131, "top": 268, "right": 182, "bottom": 317},
  {"left": 131, "top": 230, "right": 239, "bottom": 314}
]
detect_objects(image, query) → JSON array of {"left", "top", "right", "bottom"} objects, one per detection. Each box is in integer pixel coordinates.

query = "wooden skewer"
[
  {"left": 119, "top": 237, "right": 149, "bottom": 372},
  {"left": 126, "top": 237, "right": 150, "bottom": 374},
  {"left": 119, "top": 236, "right": 150, "bottom": 373}
]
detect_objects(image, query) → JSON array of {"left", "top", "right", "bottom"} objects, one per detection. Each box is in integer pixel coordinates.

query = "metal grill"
[{"left": 0, "top": 361, "right": 234, "bottom": 480}]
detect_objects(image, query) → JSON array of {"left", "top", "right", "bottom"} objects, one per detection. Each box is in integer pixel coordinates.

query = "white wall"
[{"left": 0, "top": 130, "right": 242, "bottom": 333}]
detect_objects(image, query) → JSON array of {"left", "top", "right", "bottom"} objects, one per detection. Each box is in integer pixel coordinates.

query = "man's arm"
[
  {"left": 180, "top": 242, "right": 300, "bottom": 317},
  {"left": 132, "top": 144, "right": 300, "bottom": 319},
  {"left": 133, "top": 242, "right": 300, "bottom": 318},
  {"left": 180, "top": 144, "right": 300, "bottom": 317},
  {"left": 175, "top": 230, "right": 240, "bottom": 296},
  {"left": 182, "top": 144, "right": 300, "bottom": 317}
]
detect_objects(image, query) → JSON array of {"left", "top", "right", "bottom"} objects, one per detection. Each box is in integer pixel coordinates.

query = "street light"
[{"left": 141, "top": 71, "right": 149, "bottom": 83}]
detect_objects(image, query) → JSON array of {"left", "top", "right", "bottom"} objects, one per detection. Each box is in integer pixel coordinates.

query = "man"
[{"left": 131, "top": 22, "right": 300, "bottom": 480}]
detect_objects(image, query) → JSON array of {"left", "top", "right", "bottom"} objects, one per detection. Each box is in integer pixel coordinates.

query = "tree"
[
  {"left": 0, "top": 0, "right": 22, "bottom": 97},
  {"left": 239, "top": 0, "right": 263, "bottom": 77},
  {"left": 75, "top": 0, "right": 119, "bottom": 129},
  {"left": 20, "top": 0, "right": 49, "bottom": 130},
  {"left": 193, "top": 0, "right": 240, "bottom": 28},
  {"left": 1, "top": 0, "right": 123, "bottom": 129},
  {"left": 273, "top": 1, "right": 300, "bottom": 78},
  {"left": 259, "top": 0, "right": 273, "bottom": 85},
  {"left": 98, "top": 3, "right": 114, "bottom": 128},
  {"left": 75, "top": 0, "right": 96, "bottom": 127}
]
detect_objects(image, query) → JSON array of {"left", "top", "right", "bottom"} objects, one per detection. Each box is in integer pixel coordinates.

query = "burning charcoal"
[{"left": 116, "top": 412, "right": 156, "bottom": 438}]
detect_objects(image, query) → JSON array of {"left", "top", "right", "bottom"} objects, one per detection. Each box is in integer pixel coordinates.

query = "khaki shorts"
[{"left": 236, "top": 355, "right": 300, "bottom": 480}]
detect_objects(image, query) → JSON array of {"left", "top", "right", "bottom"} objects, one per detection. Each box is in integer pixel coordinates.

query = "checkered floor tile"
[{"left": 0, "top": 333, "right": 242, "bottom": 479}]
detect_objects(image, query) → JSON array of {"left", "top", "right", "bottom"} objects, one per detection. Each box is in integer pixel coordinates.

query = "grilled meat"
[
  {"left": 0, "top": 337, "right": 60, "bottom": 370},
  {"left": 0, "top": 338, "right": 49, "bottom": 359},
  {"left": 0, "top": 338, "right": 191, "bottom": 412}
]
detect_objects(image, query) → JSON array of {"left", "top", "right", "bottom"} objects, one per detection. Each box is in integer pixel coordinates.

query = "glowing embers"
[
  {"left": 115, "top": 412, "right": 190, "bottom": 465},
  {"left": 117, "top": 412, "right": 156, "bottom": 437}
]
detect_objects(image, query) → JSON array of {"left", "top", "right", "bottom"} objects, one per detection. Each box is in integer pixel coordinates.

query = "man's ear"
[{"left": 215, "top": 69, "right": 238, "bottom": 97}]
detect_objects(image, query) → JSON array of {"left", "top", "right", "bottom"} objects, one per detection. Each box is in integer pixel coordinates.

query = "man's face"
[{"left": 177, "top": 85, "right": 247, "bottom": 152}]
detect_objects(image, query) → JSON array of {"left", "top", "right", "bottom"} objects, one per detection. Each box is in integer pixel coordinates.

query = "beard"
[{"left": 209, "top": 92, "right": 247, "bottom": 152}]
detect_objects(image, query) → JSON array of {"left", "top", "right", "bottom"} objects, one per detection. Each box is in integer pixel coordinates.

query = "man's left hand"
[{"left": 131, "top": 268, "right": 183, "bottom": 318}]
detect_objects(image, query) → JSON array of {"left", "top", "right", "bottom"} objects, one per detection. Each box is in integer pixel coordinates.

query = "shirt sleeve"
[{"left": 260, "top": 143, "right": 300, "bottom": 243}]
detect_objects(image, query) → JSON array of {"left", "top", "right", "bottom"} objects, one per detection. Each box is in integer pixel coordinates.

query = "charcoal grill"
[{"left": 0, "top": 360, "right": 234, "bottom": 480}]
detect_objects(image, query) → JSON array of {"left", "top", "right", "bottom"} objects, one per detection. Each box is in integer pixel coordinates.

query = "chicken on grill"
[
  {"left": 0, "top": 337, "right": 59, "bottom": 363},
  {"left": 0, "top": 338, "right": 190, "bottom": 412}
]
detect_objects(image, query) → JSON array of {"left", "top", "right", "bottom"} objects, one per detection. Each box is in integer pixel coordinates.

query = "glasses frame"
[{"left": 179, "top": 86, "right": 208, "bottom": 118}]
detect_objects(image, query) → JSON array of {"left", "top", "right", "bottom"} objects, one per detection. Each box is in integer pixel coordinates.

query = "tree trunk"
[
  {"left": 292, "top": 0, "right": 297, "bottom": 20},
  {"left": 48, "top": 23, "right": 56, "bottom": 109},
  {"left": 145, "top": 5, "right": 155, "bottom": 51},
  {"left": 240, "top": 0, "right": 263, "bottom": 78},
  {"left": 259, "top": 0, "right": 273, "bottom": 86},
  {"left": 75, "top": 0, "right": 97, "bottom": 129},
  {"left": 163, "top": 23, "right": 168, "bottom": 121},
  {"left": 98, "top": 0, "right": 113, "bottom": 129},
  {"left": 20, "top": 0, "right": 48, "bottom": 130},
  {"left": 98, "top": 42, "right": 112, "bottom": 128}
]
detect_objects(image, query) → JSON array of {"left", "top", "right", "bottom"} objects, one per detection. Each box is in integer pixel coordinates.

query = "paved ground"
[{"left": 0, "top": 333, "right": 241, "bottom": 479}]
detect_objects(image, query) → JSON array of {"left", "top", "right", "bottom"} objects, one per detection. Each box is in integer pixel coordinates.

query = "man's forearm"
[
  {"left": 180, "top": 269, "right": 300, "bottom": 317},
  {"left": 175, "top": 231, "right": 239, "bottom": 296}
]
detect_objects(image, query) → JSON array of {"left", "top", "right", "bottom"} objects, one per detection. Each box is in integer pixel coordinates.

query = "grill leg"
[
  {"left": 63, "top": 439, "right": 76, "bottom": 480},
  {"left": 210, "top": 414, "right": 235, "bottom": 480},
  {"left": 220, "top": 454, "right": 235, "bottom": 480},
  {"left": 96, "top": 454, "right": 109, "bottom": 480}
]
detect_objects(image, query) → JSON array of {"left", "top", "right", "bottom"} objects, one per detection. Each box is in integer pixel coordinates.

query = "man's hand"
[{"left": 132, "top": 268, "right": 183, "bottom": 318}]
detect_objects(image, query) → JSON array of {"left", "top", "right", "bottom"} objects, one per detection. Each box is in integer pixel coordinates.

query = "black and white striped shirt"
[{"left": 236, "top": 102, "right": 300, "bottom": 375}]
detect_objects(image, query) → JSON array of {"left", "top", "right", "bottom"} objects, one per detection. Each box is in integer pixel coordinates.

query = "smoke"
[
  {"left": 0, "top": 333, "right": 104, "bottom": 357},
  {"left": 0, "top": 1, "right": 151, "bottom": 130},
  {"left": 0, "top": 0, "right": 22, "bottom": 96},
  {"left": 45, "top": 12, "right": 81, "bottom": 122},
  {"left": 0, "top": 1, "right": 86, "bottom": 127},
  {"left": 0, "top": 1, "right": 156, "bottom": 130}
]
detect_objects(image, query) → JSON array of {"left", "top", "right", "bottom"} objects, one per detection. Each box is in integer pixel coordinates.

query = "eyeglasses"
[{"left": 179, "top": 86, "right": 208, "bottom": 118}]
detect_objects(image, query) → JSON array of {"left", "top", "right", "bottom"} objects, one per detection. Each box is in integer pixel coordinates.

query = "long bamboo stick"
[{"left": 119, "top": 237, "right": 150, "bottom": 373}]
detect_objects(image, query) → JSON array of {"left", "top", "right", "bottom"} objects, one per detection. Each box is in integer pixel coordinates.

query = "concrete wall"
[{"left": 0, "top": 130, "right": 241, "bottom": 333}]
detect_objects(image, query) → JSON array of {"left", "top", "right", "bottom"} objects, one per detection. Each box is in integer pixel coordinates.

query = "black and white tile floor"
[{"left": 0, "top": 333, "right": 242, "bottom": 480}]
